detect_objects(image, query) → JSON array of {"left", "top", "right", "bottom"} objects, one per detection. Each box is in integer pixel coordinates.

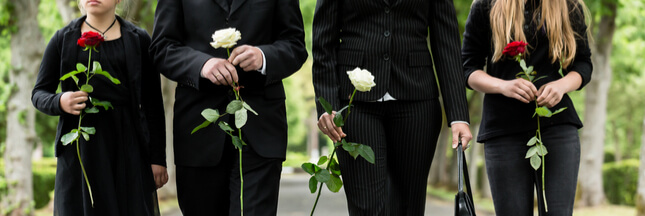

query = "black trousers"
[
  {"left": 484, "top": 124, "right": 580, "bottom": 216},
  {"left": 176, "top": 142, "right": 283, "bottom": 216},
  {"left": 338, "top": 100, "right": 442, "bottom": 216}
]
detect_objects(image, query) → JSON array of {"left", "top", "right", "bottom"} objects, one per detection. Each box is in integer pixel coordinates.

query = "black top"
[{"left": 462, "top": 0, "right": 592, "bottom": 142}]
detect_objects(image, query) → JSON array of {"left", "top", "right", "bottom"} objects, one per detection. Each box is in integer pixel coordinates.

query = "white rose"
[
  {"left": 210, "top": 28, "right": 242, "bottom": 49},
  {"left": 346, "top": 67, "right": 376, "bottom": 92}
]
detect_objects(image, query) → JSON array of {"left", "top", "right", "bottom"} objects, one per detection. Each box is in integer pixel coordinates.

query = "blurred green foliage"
[
  {"left": 0, "top": 158, "right": 57, "bottom": 209},
  {"left": 602, "top": 159, "right": 639, "bottom": 206}
]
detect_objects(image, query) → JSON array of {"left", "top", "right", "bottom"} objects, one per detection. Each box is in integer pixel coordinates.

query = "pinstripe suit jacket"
[{"left": 312, "top": 0, "right": 469, "bottom": 125}]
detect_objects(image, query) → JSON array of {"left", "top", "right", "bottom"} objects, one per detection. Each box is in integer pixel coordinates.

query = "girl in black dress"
[{"left": 32, "top": 0, "right": 167, "bottom": 215}]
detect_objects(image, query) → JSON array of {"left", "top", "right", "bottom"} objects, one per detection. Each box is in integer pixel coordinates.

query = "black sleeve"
[
  {"left": 462, "top": 0, "right": 491, "bottom": 90},
  {"left": 429, "top": 0, "right": 470, "bottom": 124},
  {"left": 149, "top": 0, "right": 211, "bottom": 90},
  {"left": 312, "top": 0, "right": 342, "bottom": 116},
  {"left": 140, "top": 30, "right": 167, "bottom": 167},
  {"left": 32, "top": 30, "right": 65, "bottom": 116},
  {"left": 256, "top": 0, "right": 308, "bottom": 86},
  {"left": 566, "top": 1, "right": 592, "bottom": 90}
]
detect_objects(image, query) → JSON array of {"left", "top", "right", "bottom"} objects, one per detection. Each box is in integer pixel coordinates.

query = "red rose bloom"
[
  {"left": 502, "top": 41, "right": 527, "bottom": 57},
  {"left": 77, "top": 31, "right": 104, "bottom": 48}
]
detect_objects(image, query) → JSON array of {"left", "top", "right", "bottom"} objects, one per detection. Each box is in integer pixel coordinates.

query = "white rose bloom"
[
  {"left": 210, "top": 28, "right": 242, "bottom": 49},
  {"left": 346, "top": 67, "right": 376, "bottom": 92}
]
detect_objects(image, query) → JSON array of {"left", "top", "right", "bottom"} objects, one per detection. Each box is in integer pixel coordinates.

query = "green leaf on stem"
[
  {"left": 218, "top": 122, "right": 234, "bottom": 132},
  {"left": 525, "top": 146, "right": 538, "bottom": 158},
  {"left": 329, "top": 159, "right": 341, "bottom": 176},
  {"left": 520, "top": 59, "right": 528, "bottom": 72},
  {"left": 71, "top": 75, "right": 80, "bottom": 85},
  {"left": 80, "top": 84, "right": 94, "bottom": 93},
  {"left": 94, "top": 68, "right": 122, "bottom": 85},
  {"left": 318, "top": 97, "right": 333, "bottom": 115},
  {"left": 533, "top": 76, "right": 548, "bottom": 83},
  {"left": 77, "top": 63, "right": 87, "bottom": 72},
  {"left": 333, "top": 113, "right": 344, "bottom": 127},
  {"left": 80, "top": 127, "right": 96, "bottom": 135},
  {"left": 537, "top": 145, "right": 548, "bottom": 156},
  {"left": 235, "top": 108, "right": 248, "bottom": 128},
  {"left": 535, "top": 107, "right": 551, "bottom": 117},
  {"left": 314, "top": 169, "right": 331, "bottom": 183},
  {"left": 342, "top": 142, "right": 360, "bottom": 159},
  {"left": 90, "top": 97, "right": 114, "bottom": 110},
  {"left": 85, "top": 107, "right": 99, "bottom": 114},
  {"left": 92, "top": 61, "right": 102, "bottom": 73},
  {"left": 326, "top": 174, "right": 343, "bottom": 193},
  {"left": 308, "top": 176, "right": 318, "bottom": 193},
  {"left": 357, "top": 144, "right": 375, "bottom": 164},
  {"left": 231, "top": 135, "right": 243, "bottom": 149},
  {"left": 201, "top": 108, "right": 220, "bottom": 122},
  {"left": 242, "top": 102, "right": 258, "bottom": 115},
  {"left": 61, "top": 130, "right": 79, "bottom": 146},
  {"left": 551, "top": 107, "right": 567, "bottom": 116},
  {"left": 226, "top": 100, "right": 244, "bottom": 114},
  {"left": 530, "top": 154, "right": 541, "bottom": 170},
  {"left": 317, "top": 156, "right": 328, "bottom": 166},
  {"left": 527, "top": 136, "right": 538, "bottom": 146},
  {"left": 191, "top": 120, "right": 212, "bottom": 134},
  {"left": 81, "top": 132, "right": 90, "bottom": 141},
  {"left": 302, "top": 162, "right": 317, "bottom": 175},
  {"left": 60, "top": 70, "right": 83, "bottom": 81}
]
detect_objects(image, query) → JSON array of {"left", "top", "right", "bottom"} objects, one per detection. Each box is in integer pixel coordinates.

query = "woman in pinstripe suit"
[{"left": 312, "top": 0, "right": 472, "bottom": 215}]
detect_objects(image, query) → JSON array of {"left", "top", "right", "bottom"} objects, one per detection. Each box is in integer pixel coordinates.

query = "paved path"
[{"left": 163, "top": 173, "right": 489, "bottom": 215}]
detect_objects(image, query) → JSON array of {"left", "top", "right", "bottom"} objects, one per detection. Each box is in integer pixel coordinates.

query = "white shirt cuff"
[
  {"left": 450, "top": 121, "right": 470, "bottom": 126},
  {"left": 258, "top": 48, "right": 266, "bottom": 75}
]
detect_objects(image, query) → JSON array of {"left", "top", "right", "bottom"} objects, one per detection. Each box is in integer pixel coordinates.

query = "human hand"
[
  {"left": 228, "top": 45, "right": 264, "bottom": 72},
  {"left": 451, "top": 123, "right": 473, "bottom": 151},
  {"left": 536, "top": 81, "right": 567, "bottom": 108},
  {"left": 60, "top": 91, "right": 89, "bottom": 115},
  {"left": 499, "top": 78, "right": 538, "bottom": 103},
  {"left": 201, "top": 58, "right": 238, "bottom": 86},
  {"left": 151, "top": 164, "right": 168, "bottom": 189},
  {"left": 317, "top": 111, "right": 346, "bottom": 142}
]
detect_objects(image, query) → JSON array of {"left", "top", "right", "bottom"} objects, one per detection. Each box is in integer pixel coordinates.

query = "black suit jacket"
[
  {"left": 32, "top": 16, "right": 167, "bottom": 166},
  {"left": 312, "top": 0, "right": 469, "bottom": 124},
  {"left": 150, "top": 0, "right": 307, "bottom": 166}
]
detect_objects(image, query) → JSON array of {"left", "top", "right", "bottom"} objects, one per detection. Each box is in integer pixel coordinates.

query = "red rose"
[
  {"left": 77, "top": 31, "right": 104, "bottom": 48},
  {"left": 502, "top": 41, "right": 527, "bottom": 57}
]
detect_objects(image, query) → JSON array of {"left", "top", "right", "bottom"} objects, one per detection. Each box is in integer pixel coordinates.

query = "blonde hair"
[{"left": 489, "top": 0, "right": 591, "bottom": 68}]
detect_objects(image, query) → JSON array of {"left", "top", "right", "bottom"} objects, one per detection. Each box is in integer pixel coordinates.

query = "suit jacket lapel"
[
  {"left": 213, "top": 0, "right": 230, "bottom": 13},
  {"left": 230, "top": 0, "right": 248, "bottom": 15}
]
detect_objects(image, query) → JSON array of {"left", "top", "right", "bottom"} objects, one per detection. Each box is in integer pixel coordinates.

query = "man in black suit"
[
  {"left": 313, "top": 0, "right": 472, "bottom": 215},
  {"left": 150, "top": 0, "right": 307, "bottom": 215}
]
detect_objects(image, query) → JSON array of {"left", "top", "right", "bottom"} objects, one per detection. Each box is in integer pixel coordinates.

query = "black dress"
[{"left": 53, "top": 38, "right": 160, "bottom": 216}]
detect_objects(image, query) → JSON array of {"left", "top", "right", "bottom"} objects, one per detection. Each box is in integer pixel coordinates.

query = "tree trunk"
[
  {"left": 307, "top": 109, "right": 320, "bottom": 162},
  {"left": 3, "top": 0, "right": 42, "bottom": 215},
  {"left": 636, "top": 116, "right": 645, "bottom": 216},
  {"left": 428, "top": 126, "right": 451, "bottom": 188},
  {"left": 157, "top": 78, "right": 177, "bottom": 199},
  {"left": 578, "top": 0, "right": 616, "bottom": 207},
  {"left": 55, "top": 0, "right": 76, "bottom": 24}
]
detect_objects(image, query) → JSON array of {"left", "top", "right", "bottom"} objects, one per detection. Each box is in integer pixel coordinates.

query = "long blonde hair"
[{"left": 489, "top": 0, "right": 590, "bottom": 68}]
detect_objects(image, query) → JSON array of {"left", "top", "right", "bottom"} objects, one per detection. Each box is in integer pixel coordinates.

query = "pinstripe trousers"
[{"left": 338, "top": 99, "right": 443, "bottom": 216}]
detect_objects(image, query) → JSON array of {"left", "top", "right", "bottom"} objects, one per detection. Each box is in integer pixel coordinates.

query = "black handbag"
[{"left": 455, "top": 142, "right": 476, "bottom": 216}]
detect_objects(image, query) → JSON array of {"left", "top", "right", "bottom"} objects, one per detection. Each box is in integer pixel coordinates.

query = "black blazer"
[
  {"left": 32, "top": 16, "right": 167, "bottom": 167},
  {"left": 150, "top": 0, "right": 307, "bottom": 166},
  {"left": 312, "top": 0, "right": 469, "bottom": 124}
]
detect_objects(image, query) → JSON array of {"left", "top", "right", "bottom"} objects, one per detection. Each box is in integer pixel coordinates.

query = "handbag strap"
[{"left": 457, "top": 142, "right": 475, "bottom": 202}]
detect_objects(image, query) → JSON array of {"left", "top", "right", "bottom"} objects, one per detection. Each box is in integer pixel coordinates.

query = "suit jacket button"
[
  {"left": 385, "top": 8, "right": 390, "bottom": 13},
  {"left": 384, "top": 31, "right": 391, "bottom": 37},
  {"left": 383, "top": 54, "right": 390, "bottom": 61}
]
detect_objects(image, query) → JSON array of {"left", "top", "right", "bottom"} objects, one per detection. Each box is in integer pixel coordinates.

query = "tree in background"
[{"left": 2, "top": 0, "right": 42, "bottom": 215}]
